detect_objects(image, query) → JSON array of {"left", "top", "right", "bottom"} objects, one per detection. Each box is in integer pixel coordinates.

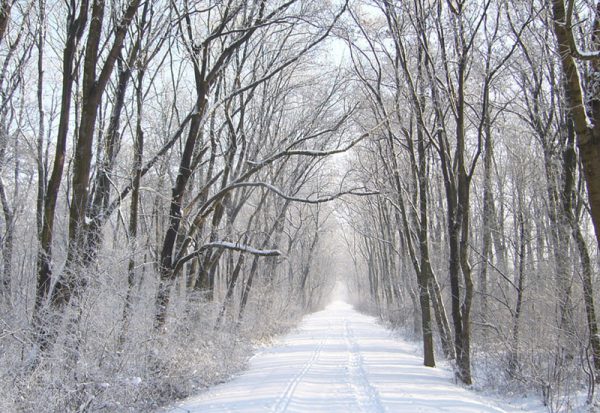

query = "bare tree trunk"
[
  {"left": 35, "top": 0, "right": 46, "bottom": 241},
  {"left": 479, "top": 112, "right": 494, "bottom": 325},
  {"left": 564, "top": 123, "right": 600, "bottom": 380},
  {"left": 120, "top": 65, "right": 146, "bottom": 345},
  {"left": 0, "top": 173, "right": 12, "bottom": 300},
  {"left": 64, "top": 0, "right": 142, "bottom": 280},
  {"left": 86, "top": 30, "right": 144, "bottom": 260},
  {"left": 508, "top": 209, "right": 527, "bottom": 376},
  {"left": 155, "top": 107, "right": 204, "bottom": 330},
  {"left": 550, "top": 0, "right": 600, "bottom": 254},
  {"left": 238, "top": 200, "right": 290, "bottom": 322},
  {"left": 572, "top": 216, "right": 600, "bottom": 381},
  {"left": 300, "top": 218, "right": 320, "bottom": 309},
  {"left": 33, "top": 0, "right": 90, "bottom": 348},
  {"left": 429, "top": 274, "right": 455, "bottom": 360}
]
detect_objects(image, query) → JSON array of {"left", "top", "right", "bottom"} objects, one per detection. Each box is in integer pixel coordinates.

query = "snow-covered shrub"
[{"left": 0, "top": 241, "right": 310, "bottom": 412}]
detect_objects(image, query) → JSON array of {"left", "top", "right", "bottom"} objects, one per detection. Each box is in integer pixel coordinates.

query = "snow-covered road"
[{"left": 167, "top": 301, "right": 525, "bottom": 412}]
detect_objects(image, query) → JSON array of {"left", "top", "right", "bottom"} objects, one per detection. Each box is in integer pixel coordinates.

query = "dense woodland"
[{"left": 1, "top": 0, "right": 600, "bottom": 411}]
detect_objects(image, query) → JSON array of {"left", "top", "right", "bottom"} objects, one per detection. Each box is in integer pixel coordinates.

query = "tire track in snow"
[
  {"left": 270, "top": 335, "right": 328, "bottom": 413},
  {"left": 344, "top": 320, "right": 385, "bottom": 413}
]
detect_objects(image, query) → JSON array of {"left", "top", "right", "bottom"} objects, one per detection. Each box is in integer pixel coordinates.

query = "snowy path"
[{"left": 167, "top": 301, "right": 524, "bottom": 413}]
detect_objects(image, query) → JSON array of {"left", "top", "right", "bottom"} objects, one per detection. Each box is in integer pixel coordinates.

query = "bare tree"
[{"left": 550, "top": 0, "right": 600, "bottom": 252}]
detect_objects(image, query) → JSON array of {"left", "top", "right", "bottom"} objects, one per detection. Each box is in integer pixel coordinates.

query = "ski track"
[
  {"left": 270, "top": 336, "right": 329, "bottom": 413},
  {"left": 165, "top": 301, "right": 537, "bottom": 413}
]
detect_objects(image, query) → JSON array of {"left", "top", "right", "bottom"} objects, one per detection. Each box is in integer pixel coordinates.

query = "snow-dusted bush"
[{"left": 0, "top": 243, "right": 311, "bottom": 412}]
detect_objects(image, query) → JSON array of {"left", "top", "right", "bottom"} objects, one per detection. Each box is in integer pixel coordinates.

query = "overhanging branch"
[
  {"left": 222, "top": 182, "right": 379, "bottom": 204},
  {"left": 174, "top": 241, "right": 281, "bottom": 275}
]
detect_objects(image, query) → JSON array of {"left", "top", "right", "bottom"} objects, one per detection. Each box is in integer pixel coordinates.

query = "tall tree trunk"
[
  {"left": 479, "top": 112, "right": 494, "bottom": 325},
  {"left": 155, "top": 106, "right": 205, "bottom": 330},
  {"left": 33, "top": 0, "right": 90, "bottom": 348},
  {"left": 238, "top": 200, "right": 290, "bottom": 321},
  {"left": 564, "top": 120, "right": 600, "bottom": 380},
  {"left": 572, "top": 217, "right": 600, "bottom": 381},
  {"left": 550, "top": 0, "right": 600, "bottom": 254},
  {"left": 416, "top": 118, "right": 435, "bottom": 367},
  {"left": 429, "top": 273, "right": 455, "bottom": 360},
  {"left": 0, "top": 175, "right": 13, "bottom": 300},
  {"left": 64, "top": 0, "right": 142, "bottom": 274},
  {"left": 120, "top": 67, "right": 145, "bottom": 345},
  {"left": 508, "top": 209, "right": 527, "bottom": 376},
  {"left": 86, "top": 49, "right": 139, "bottom": 260}
]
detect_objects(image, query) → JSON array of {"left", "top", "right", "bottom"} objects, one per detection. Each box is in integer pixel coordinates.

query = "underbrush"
[
  {"left": 469, "top": 343, "right": 595, "bottom": 413},
  {"left": 350, "top": 296, "right": 596, "bottom": 412},
  {"left": 0, "top": 271, "right": 305, "bottom": 412}
]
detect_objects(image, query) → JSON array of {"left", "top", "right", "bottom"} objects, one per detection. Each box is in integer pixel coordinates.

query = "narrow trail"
[{"left": 167, "top": 301, "right": 526, "bottom": 412}]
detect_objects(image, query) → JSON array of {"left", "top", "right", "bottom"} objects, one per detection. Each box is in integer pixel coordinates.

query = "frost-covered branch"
[
  {"left": 193, "top": 118, "right": 388, "bottom": 218},
  {"left": 219, "top": 182, "right": 379, "bottom": 204},
  {"left": 103, "top": 110, "right": 195, "bottom": 221},
  {"left": 248, "top": 125, "right": 372, "bottom": 168},
  {"left": 174, "top": 241, "right": 281, "bottom": 275},
  {"left": 226, "top": 0, "right": 349, "bottom": 99},
  {"left": 562, "top": 0, "right": 600, "bottom": 61}
]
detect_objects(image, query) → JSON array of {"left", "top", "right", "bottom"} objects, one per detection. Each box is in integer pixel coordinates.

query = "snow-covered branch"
[
  {"left": 225, "top": 0, "right": 349, "bottom": 99},
  {"left": 247, "top": 128, "right": 371, "bottom": 169},
  {"left": 193, "top": 118, "right": 390, "bottom": 219},
  {"left": 563, "top": 0, "right": 600, "bottom": 61},
  {"left": 174, "top": 241, "right": 281, "bottom": 275},
  {"left": 220, "top": 182, "right": 379, "bottom": 204}
]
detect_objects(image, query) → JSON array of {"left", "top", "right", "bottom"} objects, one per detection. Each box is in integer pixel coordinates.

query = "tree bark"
[
  {"left": 34, "top": 0, "right": 90, "bottom": 348},
  {"left": 550, "top": 0, "right": 600, "bottom": 253}
]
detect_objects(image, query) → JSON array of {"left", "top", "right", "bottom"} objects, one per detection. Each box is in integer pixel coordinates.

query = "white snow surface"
[{"left": 167, "top": 301, "right": 540, "bottom": 413}]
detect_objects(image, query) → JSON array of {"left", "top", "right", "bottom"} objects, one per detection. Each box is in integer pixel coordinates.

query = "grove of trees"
[
  {"left": 0, "top": 0, "right": 599, "bottom": 411},
  {"left": 341, "top": 0, "right": 600, "bottom": 410}
]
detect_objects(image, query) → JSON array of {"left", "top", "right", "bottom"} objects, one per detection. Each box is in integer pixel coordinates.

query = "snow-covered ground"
[{"left": 166, "top": 301, "right": 545, "bottom": 412}]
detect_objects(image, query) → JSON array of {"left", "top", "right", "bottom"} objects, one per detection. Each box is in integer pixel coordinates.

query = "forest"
[{"left": 1, "top": 0, "right": 600, "bottom": 411}]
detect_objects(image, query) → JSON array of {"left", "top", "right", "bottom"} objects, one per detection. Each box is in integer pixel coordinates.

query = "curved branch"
[
  {"left": 219, "top": 182, "right": 379, "bottom": 204},
  {"left": 174, "top": 241, "right": 281, "bottom": 276},
  {"left": 563, "top": 0, "right": 600, "bottom": 61}
]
